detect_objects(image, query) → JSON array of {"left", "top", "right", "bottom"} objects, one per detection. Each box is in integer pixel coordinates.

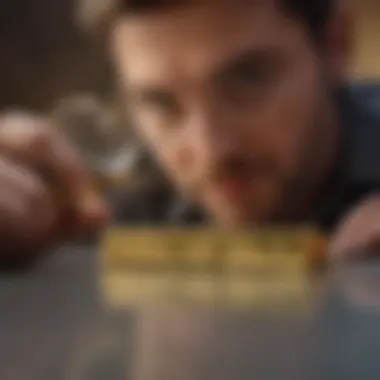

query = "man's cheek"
[
  {"left": 157, "top": 146, "right": 198, "bottom": 189},
  {"left": 265, "top": 101, "right": 315, "bottom": 173},
  {"left": 172, "top": 146, "right": 196, "bottom": 173}
]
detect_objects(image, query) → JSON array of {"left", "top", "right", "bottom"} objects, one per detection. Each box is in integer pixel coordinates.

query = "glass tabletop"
[{"left": 1, "top": 245, "right": 380, "bottom": 380}]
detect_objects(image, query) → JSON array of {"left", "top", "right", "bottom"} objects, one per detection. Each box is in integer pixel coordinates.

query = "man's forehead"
[{"left": 112, "top": 1, "right": 304, "bottom": 86}]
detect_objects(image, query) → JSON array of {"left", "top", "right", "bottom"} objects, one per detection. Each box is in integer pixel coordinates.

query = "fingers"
[
  {"left": 0, "top": 112, "right": 109, "bottom": 227},
  {"left": 0, "top": 158, "right": 58, "bottom": 256},
  {"left": 329, "top": 195, "right": 380, "bottom": 262},
  {"left": 0, "top": 111, "right": 112, "bottom": 264}
]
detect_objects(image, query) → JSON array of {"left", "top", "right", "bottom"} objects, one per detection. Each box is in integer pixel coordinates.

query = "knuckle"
[
  {"left": 0, "top": 158, "right": 25, "bottom": 186},
  {"left": 25, "top": 178, "right": 50, "bottom": 206},
  {"left": 0, "top": 112, "right": 43, "bottom": 134},
  {"left": 23, "top": 183, "right": 57, "bottom": 231},
  {"left": 0, "top": 111, "right": 25, "bottom": 129},
  {"left": 0, "top": 112, "right": 54, "bottom": 150},
  {"left": 28, "top": 128, "right": 53, "bottom": 153},
  {"left": 0, "top": 160, "right": 52, "bottom": 210},
  {"left": 0, "top": 155, "right": 12, "bottom": 171}
]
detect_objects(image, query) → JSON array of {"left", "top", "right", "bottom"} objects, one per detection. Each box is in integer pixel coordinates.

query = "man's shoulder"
[
  {"left": 344, "top": 81, "right": 380, "bottom": 183},
  {"left": 320, "top": 81, "right": 380, "bottom": 230},
  {"left": 350, "top": 81, "right": 380, "bottom": 114}
]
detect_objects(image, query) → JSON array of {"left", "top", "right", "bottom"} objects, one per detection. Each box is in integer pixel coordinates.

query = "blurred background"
[
  {"left": 0, "top": 0, "right": 114, "bottom": 111},
  {"left": 0, "top": 0, "right": 379, "bottom": 189}
]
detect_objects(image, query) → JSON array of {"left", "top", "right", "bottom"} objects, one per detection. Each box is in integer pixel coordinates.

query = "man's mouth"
[{"left": 212, "top": 178, "right": 252, "bottom": 201}]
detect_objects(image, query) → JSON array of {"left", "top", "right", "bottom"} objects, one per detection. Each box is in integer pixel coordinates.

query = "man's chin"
[
  {"left": 208, "top": 207, "right": 257, "bottom": 229},
  {"left": 204, "top": 182, "right": 281, "bottom": 227},
  {"left": 207, "top": 200, "right": 279, "bottom": 228}
]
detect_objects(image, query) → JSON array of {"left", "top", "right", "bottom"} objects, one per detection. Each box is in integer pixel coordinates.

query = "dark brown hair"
[{"left": 82, "top": 0, "right": 335, "bottom": 42}]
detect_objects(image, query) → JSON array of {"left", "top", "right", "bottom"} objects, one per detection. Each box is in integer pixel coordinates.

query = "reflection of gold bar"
[
  {"left": 223, "top": 275, "right": 310, "bottom": 309},
  {"left": 102, "top": 272, "right": 312, "bottom": 311},
  {"left": 102, "top": 273, "right": 220, "bottom": 308}
]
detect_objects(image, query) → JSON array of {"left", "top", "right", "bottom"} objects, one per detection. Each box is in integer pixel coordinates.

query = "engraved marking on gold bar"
[{"left": 101, "top": 227, "right": 327, "bottom": 273}]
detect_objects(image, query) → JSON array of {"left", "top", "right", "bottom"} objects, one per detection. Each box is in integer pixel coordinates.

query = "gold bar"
[
  {"left": 100, "top": 227, "right": 326, "bottom": 310},
  {"left": 101, "top": 227, "right": 327, "bottom": 273}
]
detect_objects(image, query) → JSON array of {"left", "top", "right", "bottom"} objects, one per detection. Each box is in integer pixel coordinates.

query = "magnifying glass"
[{"left": 51, "top": 95, "right": 154, "bottom": 194}]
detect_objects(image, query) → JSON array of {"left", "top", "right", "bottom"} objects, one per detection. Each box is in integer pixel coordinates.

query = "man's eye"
[
  {"left": 231, "top": 63, "right": 273, "bottom": 86},
  {"left": 141, "top": 92, "right": 181, "bottom": 116}
]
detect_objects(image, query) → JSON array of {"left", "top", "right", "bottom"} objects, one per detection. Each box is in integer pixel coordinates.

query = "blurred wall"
[
  {"left": 0, "top": 0, "right": 113, "bottom": 111},
  {"left": 352, "top": 0, "right": 380, "bottom": 78}
]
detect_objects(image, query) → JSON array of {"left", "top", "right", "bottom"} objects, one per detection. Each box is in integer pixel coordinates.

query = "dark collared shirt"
[
  {"left": 115, "top": 82, "right": 380, "bottom": 233},
  {"left": 314, "top": 83, "right": 380, "bottom": 231}
]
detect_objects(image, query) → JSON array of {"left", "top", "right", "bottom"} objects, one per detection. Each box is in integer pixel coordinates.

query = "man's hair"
[
  {"left": 81, "top": 0, "right": 335, "bottom": 42},
  {"left": 125, "top": 0, "right": 335, "bottom": 36}
]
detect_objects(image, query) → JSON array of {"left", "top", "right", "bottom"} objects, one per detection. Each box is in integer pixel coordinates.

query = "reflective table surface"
[{"left": 1, "top": 245, "right": 380, "bottom": 380}]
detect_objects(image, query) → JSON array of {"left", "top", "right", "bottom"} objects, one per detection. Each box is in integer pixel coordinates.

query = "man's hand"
[
  {"left": 329, "top": 195, "right": 380, "bottom": 262},
  {"left": 0, "top": 111, "right": 110, "bottom": 266}
]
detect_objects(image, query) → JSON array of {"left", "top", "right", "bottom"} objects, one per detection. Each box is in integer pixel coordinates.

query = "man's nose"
[{"left": 187, "top": 109, "right": 243, "bottom": 165}]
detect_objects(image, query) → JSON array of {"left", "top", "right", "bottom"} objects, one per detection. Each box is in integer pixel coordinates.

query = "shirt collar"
[{"left": 343, "top": 83, "right": 380, "bottom": 184}]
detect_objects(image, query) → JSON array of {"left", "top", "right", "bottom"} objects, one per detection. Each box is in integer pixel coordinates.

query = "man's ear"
[{"left": 323, "top": 3, "right": 354, "bottom": 84}]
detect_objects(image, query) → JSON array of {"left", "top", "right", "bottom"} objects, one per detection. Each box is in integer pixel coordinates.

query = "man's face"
[{"left": 112, "top": 2, "right": 349, "bottom": 227}]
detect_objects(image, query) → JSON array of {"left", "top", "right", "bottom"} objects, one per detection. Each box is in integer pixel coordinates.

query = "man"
[{"left": 1, "top": 0, "right": 380, "bottom": 266}]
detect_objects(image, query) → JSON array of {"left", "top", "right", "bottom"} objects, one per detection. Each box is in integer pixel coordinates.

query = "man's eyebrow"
[
  {"left": 126, "top": 85, "right": 174, "bottom": 99},
  {"left": 125, "top": 85, "right": 182, "bottom": 112},
  {"left": 212, "top": 48, "right": 283, "bottom": 80}
]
